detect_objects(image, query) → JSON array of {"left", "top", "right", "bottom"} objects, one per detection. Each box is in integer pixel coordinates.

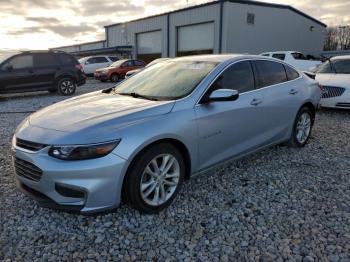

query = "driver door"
[
  {"left": 194, "top": 60, "right": 267, "bottom": 170},
  {"left": 0, "top": 54, "right": 36, "bottom": 93}
]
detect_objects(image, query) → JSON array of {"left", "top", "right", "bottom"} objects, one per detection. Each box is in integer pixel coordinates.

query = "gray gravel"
[{"left": 0, "top": 80, "right": 350, "bottom": 261}]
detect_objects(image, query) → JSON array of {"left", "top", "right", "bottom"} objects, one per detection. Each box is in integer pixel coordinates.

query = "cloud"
[{"left": 79, "top": 0, "right": 145, "bottom": 16}]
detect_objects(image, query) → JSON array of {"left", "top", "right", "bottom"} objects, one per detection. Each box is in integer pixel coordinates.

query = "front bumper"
[
  {"left": 12, "top": 145, "right": 128, "bottom": 214},
  {"left": 320, "top": 88, "right": 350, "bottom": 109},
  {"left": 94, "top": 72, "right": 109, "bottom": 81}
]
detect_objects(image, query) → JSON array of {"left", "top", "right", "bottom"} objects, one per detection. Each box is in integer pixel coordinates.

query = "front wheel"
[
  {"left": 110, "top": 74, "right": 119, "bottom": 83},
  {"left": 287, "top": 107, "right": 314, "bottom": 148},
  {"left": 57, "top": 78, "right": 76, "bottom": 96},
  {"left": 124, "top": 143, "right": 185, "bottom": 213}
]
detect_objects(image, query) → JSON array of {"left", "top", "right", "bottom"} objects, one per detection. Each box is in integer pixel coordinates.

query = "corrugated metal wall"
[
  {"left": 79, "top": 41, "right": 105, "bottom": 51},
  {"left": 222, "top": 2, "right": 325, "bottom": 55}
]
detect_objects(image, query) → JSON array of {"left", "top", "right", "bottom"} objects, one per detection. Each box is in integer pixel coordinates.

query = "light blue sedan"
[{"left": 12, "top": 54, "right": 322, "bottom": 214}]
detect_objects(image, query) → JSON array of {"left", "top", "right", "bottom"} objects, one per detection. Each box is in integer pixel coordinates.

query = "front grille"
[
  {"left": 336, "top": 103, "right": 350, "bottom": 108},
  {"left": 16, "top": 138, "right": 47, "bottom": 152},
  {"left": 322, "top": 86, "right": 346, "bottom": 99},
  {"left": 14, "top": 158, "right": 43, "bottom": 182}
]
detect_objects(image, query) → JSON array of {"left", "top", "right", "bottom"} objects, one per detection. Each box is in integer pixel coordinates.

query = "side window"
[
  {"left": 58, "top": 54, "right": 75, "bottom": 66},
  {"left": 261, "top": 54, "right": 270, "bottom": 57},
  {"left": 123, "top": 61, "right": 133, "bottom": 67},
  {"left": 333, "top": 60, "right": 350, "bottom": 74},
  {"left": 272, "top": 53, "right": 286, "bottom": 61},
  {"left": 284, "top": 65, "right": 300, "bottom": 80},
  {"left": 3, "top": 55, "right": 33, "bottom": 70},
  {"left": 210, "top": 61, "right": 255, "bottom": 94},
  {"left": 94, "top": 57, "right": 109, "bottom": 63},
  {"left": 34, "top": 54, "right": 57, "bottom": 67},
  {"left": 86, "top": 57, "right": 97, "bottom": 64},
  {"left": 254, "top": 60, "right": 287, "bottom": 88},
  {"left": 134, "top": 60, "right": 144, "bottom": 66},
  {"left": 291, "top": 52, "right": 307, "bottom": 60},
  {"left": 108, "top": 56, "right": 118, "bottom": 62}
]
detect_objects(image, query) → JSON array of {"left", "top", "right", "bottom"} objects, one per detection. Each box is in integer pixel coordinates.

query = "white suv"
[
  {"left": 79, "top": 56, "right": 118, "bottom": 75},
  {"left": 260, "top": 51, "right": 322, "bottom": 71}
]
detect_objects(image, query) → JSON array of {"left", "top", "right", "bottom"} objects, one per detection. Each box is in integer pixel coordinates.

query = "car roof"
[
  {"left": 260, "top": 51, "right": 300, "bottom": 54},
  {"left": 167, "top": 54, "right": 277, "bottom": 63}
]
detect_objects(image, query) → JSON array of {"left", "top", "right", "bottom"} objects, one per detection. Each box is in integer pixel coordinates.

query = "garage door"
[
  {"left": 137, "top": 30, "right": 162, "bottom": 63},
  {"left": 177, "top": 22, "right": 214, "bottom": 57}
]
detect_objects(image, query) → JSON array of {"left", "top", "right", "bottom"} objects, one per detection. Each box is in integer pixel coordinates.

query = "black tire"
[
  {"left": 48, "top": 89, "right": 57, "bottom": 94},
  {"left": 57, "top": 77, "right": 76, "bottom": 96},
  {"left": 100, "top": 80, "right": 107, "bottom": 83},
  {"left": 124, "top": 143, "right": 186, "bottom": 214},
  {"left": 110, "top": 74, "right": 119, "bottom": 83},
  {"left": 287, "top": 107, "right": 314, "bottom": 148}
]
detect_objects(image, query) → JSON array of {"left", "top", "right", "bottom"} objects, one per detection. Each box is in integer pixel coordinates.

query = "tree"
[{"left": 323, "top": 25, "right": 350, "bottom": 51}]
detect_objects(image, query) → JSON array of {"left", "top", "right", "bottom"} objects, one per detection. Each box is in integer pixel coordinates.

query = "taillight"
[{"left": 75, "top": 64, "right": 83, "bottom": 72}]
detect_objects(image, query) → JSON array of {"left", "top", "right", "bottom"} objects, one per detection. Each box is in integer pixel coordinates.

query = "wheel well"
[
  {"left": 120, "top": 139, "right": 192, "bottom": 203},
  {"left": 301, "top": 102, "right": 316, "bottom": 122},
  {"left": 55, "top": 75, "right": 75, "bottom": 84},
  {"left": 110, "top": 73, "right": 119, "bottom": 79}
]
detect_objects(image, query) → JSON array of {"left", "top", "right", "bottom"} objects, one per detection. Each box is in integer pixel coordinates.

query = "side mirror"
[{"left": 208, "top": 89, "right": 239, "bottom": 102}]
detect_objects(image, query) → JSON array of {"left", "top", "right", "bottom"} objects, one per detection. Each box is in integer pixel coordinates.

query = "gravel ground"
[{"left": 0, "top": 80, "right": 349, "bottom": 261}]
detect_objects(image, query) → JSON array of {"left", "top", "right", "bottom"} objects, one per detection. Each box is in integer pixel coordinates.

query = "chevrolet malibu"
[{"left": 12, "top": 55, "right": 322, "bottom": 214}]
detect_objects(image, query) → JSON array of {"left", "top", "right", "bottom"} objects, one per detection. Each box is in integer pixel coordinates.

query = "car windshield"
[
  {"left": 110, "top": 60, "right": 127, "bottom": 67},
  {"left": 115, "top": 61, "right": 217, "bottom": 100}
]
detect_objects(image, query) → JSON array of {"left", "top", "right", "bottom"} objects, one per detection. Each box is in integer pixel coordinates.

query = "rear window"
[
  {"left": 332, "top": 60, "right": 350, "bottom": 74},
  {"left": 254, "top": 60, "right": 287, "bottom": 88},
  {"left": 272, "top": 53, "right": 286, "bottom": 61},
  {"left": 34, "top": 53, "right": 57, "bottom": 67},
  {"left": 134, "top": 60, "right": 145, "bottom": 66},
  {"left": 58, "top": 53, "right": 76, "bottom": 66},
  {"left": 284, "top": 65, "right": 299, "bottom": 80}
]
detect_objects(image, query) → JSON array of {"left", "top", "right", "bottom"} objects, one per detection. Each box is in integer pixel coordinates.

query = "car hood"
[
  {"left": 316, "top": 74, "right": 350, "bottom": 89},
  {"left": 28, "top": 91, "right": 175, "bottom": 134},
  {"left": 96, "top": 67, "right": 114, "bottom": 72}
]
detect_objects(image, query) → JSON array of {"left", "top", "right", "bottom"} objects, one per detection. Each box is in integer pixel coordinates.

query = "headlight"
[
  {"left": 101, "top": 70, "right": 108, "bottom": 74},
  {"left": 48, "top": 140, "right": 120, "bottom": 160}
]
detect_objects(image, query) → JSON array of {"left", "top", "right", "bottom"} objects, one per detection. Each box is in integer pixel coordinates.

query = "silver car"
[{"left": 12, "top": 55, "right": 322, "bottom": 214}]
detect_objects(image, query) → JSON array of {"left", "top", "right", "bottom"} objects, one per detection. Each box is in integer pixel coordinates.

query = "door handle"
[
  {"left": 250, "top": 98, "right": 262, "bottom": 106},
  {"left": 289, "top": 89, "right": 298, "bottom": 95}
]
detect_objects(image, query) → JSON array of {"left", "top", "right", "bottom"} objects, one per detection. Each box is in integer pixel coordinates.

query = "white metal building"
[{"left": 53, "top": 0, "right": 327, "bottom": 62}]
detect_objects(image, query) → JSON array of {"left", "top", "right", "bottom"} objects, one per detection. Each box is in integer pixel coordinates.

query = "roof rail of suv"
[{"left": 20, "top": 50, "right": 67, "bottom": 54}]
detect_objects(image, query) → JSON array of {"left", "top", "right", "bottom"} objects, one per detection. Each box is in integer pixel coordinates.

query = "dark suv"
[{"left": 0, "top": 51, "right": 86, "bottom": 96}]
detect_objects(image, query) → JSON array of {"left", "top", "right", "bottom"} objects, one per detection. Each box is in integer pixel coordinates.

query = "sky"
[{"left": 0, "top": 0, "right": 349, "bottom": 57}]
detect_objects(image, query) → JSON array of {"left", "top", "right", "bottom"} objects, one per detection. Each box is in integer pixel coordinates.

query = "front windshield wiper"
[{"left": 117, "top": 92, "right": 160, "bottom": 101}]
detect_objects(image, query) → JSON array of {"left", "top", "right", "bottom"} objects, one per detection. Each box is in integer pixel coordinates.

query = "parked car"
[
  {"left": 79, "top": 56, "right": 118, "bottom": 75},
  {"left": 315, "top": 55, "right": 350, "bottom": 109},
  {"left": 12, "top": 55, "right": 321, "bottom": 214},
  {"left": 125, "top": 58, "right": 170, "bottom": 79},
  {"left": 0, "top": 50, "right": 86, "bottom": 96},
  {"left": 260, "top": 51, "right": 322, "bottom": 71},
  {"left": 94, "top": 59, "right": 145, "bottom": 82}
]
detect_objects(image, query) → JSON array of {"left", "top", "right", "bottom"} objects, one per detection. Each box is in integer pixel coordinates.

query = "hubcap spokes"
[
  {"left": 296, "top": 112, "right": 311, "bottom": 143},
  {"left": 140, "top": 154, "right": 180, "bottom": 206},
  {"left": 61, "top": 81, "right": 74, "bottom": 94}
]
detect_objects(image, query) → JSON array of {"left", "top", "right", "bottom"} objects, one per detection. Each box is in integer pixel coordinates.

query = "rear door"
[
  {"left": 33, "top": 53, "right": 58, "bottom": 89},
  {"left": 253, "top": 60, "right": 301, "bottom": 142},
  {"left": 0, "top": 54, "right": 37, "bottom": 93},
  {"left": 195, "top": 60, "right": 267, "bottom": 170}
]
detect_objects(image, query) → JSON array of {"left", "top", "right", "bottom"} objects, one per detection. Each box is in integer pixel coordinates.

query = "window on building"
[
  {"left": 247, "top": 13, "right": 255, "bottom": 25},
  {"left": 254, "top": 60, "right": 288, "bottom": 88}
]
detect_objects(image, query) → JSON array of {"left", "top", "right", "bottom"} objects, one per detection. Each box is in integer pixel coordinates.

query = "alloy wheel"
[
  {"left": 140, "top": 154, "right": 180, "bottom": 206},
  {"left": 296, "top": 112, "right": 311, "bottom": 144},
  {"left": 60, "top": 80, "right": 75, "bottom": 95}
]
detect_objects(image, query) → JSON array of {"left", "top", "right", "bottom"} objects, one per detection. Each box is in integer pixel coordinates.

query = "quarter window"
[
  {"left": 210, "top": 61, "right": 255, "bottom": 94},
  {"left": 254, "top": 60, "right": 287, "bottom": 88},
  {"left": 284, "top": 65, "right": 299, "bottom": 80},
  {"left": 59, "top": 54, "right": 75, "bottom": 65},
  {"left": 108, "top": 56, "right": 118, "bottom": 62}
]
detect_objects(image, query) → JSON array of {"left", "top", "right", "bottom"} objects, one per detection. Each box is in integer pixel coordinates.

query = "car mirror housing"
[{"left": 208, "top": 89, "right": 239, "bottom": 102}]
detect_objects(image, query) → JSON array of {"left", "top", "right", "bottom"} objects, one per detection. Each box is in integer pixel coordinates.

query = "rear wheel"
[
  {"left": 124, "top": 143, "right": 185, "bottom": 213},
  {"left": 287, "top": 107, "right": 313, "bottom": 148},
  {"left": 57, "top": 78, "right": 76, "bottom": 96},
  {"left": 110, "top": 74, "right": 119, "bottom": 83}
]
